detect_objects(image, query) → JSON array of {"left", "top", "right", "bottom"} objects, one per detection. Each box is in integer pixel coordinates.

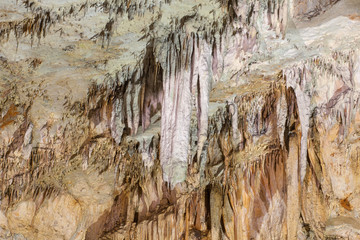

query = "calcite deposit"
[{"left": 1, "top": 0, "right": 360, "bottom": 239}]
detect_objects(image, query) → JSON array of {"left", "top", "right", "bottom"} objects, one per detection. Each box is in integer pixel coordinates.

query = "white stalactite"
[{"left": 285, "top": 65, "right": 311, "bottom": 183}]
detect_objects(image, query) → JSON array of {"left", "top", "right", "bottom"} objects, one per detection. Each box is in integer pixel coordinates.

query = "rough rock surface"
[{"left": 0, "top": 0, "right": 360, "bottom": 239}]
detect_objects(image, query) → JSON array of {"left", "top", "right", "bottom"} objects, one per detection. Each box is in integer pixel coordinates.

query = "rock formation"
[{"left": 0, "top": 0, "right": 360, "bottom": 239}]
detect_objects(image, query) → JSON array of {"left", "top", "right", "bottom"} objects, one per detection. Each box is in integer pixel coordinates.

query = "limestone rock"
[{"left": 0, "top": 0, "right": 360, "bottom": 239}]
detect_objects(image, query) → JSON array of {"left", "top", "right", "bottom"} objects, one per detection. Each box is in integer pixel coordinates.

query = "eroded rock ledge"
[{"left": 1, "top": 0, "right": 360, "bottom": 239}]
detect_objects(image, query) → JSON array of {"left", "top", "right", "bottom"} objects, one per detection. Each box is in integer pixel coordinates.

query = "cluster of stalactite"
[
  {"left": 0, "top": 0, "right": 84, "bottom": 45},
  {"left": 84, "top": 2, "right": 274, "bottom": 184},
  {"left": 0, "top": 0, "right": 168, "bottom": 46},
  {"left": 88, "top": 0, "right": 173, "bottom": 20},
  {"left": 86, "top": 41, "right": 163, "bottom": 139},
  {"left": 0, "top": 0, "right": 291, "bottom": 52},
  {"left": 0, "top": 0, "right": 313, "bottom": 213},
  {"left": 217, "top": 0, "right": 288, "bottom": 37},
  {"left": 82, "top": 50, "right": 360, "bottom": 239},
  {"left": 283, "top": 50, "right": 360, "bottom": 239},
  {"left": 151, "top": 0, "right": 292, "bottom": 185},
  {"left": 2, "top": 0, "right": 360, "bottom": 238},
  {"left": 80, "top": 78, "right": 301, "bottom": 239}
]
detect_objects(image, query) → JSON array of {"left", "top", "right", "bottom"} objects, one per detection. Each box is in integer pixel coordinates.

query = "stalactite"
[
  {"left": 160, "top": 36, "right": 194, "bottom": 186},
  {"left": 285, "top": 65, "right": 311, "bottom": 183}
]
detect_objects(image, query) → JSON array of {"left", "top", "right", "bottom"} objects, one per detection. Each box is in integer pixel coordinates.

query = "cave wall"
[
  {"left": 0, "top": 0, "right": 360, "bottom": 239},
  {"left": 292, "top": 0, "right": 340, "bottom": 19}
]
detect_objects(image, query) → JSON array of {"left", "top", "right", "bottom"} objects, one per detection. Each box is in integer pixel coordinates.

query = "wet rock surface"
[{"left": 0, "top": 0, "right": 360, "bottom": 239}]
